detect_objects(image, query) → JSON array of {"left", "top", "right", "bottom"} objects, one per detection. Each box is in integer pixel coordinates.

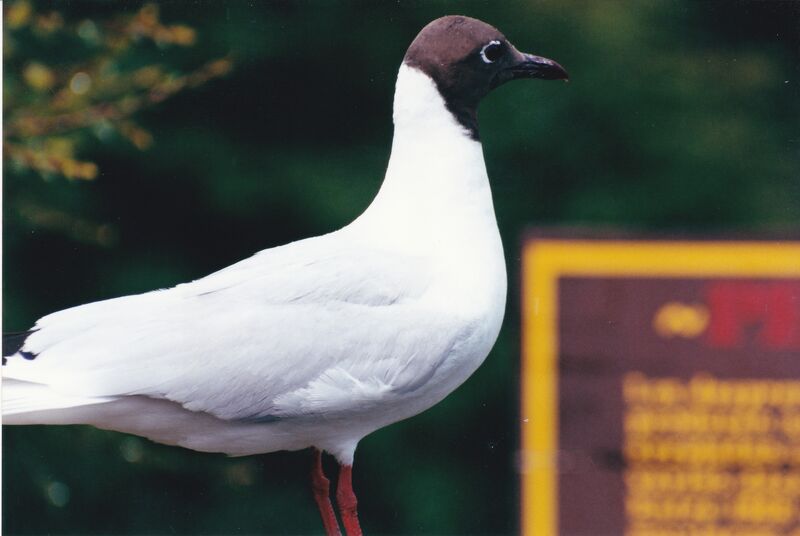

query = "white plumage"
[{"left": 2, "top": 64, "right": 507, "bottom": 464}]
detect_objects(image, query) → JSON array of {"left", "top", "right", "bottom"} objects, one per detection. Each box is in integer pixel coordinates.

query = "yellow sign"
[{"left": 520, "top": 237, "right": 800, "bottom": 535}]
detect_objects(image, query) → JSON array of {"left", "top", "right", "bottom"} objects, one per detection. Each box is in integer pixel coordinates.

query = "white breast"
[
  {"left": 354, "top": 64, "right": 507, "bottom": 312},
  {"left": 343, "top": 64, "right": 508, "bottom": 423}
]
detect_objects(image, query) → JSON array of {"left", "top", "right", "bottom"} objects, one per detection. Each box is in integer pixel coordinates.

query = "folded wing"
[{"left": 3, "top": 233, "right": 465, "bottom": 423}]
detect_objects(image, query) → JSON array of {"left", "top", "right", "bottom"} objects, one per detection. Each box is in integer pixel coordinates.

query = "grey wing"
[{"left": 3, "top": 235, "right": 463, "bottom": 421}]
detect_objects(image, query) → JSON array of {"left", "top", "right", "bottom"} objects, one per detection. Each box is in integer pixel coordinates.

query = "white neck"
[{"left": 352, "top": 64, "right": 499, "bottom": 255}]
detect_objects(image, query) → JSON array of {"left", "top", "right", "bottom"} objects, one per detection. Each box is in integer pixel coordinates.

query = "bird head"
[{"left": 403, "top": 15, "right": 568, "bottom": 138}]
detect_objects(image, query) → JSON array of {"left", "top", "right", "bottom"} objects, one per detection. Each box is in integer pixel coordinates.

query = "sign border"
[{"left": 520, "top": 236, "right": 800, "bottom": 536}]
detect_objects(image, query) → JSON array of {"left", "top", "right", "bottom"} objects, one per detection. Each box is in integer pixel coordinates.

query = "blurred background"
[{"left": 3, "top": 1, "right": 799, "bottom": 534}]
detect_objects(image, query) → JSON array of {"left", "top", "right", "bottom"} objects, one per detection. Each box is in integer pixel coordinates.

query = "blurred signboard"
[{"left": 520, "top": 235, "right": 800, "bottom": 536}]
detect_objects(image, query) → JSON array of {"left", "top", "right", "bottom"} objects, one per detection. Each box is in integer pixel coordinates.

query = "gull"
[{"left": 3, "top": 15, "right": 567, "bottom": 536}]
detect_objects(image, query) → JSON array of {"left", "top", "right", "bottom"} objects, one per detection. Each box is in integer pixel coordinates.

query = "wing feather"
[{"left": 3, "top": 233, "right": 463, "bottom": 422}]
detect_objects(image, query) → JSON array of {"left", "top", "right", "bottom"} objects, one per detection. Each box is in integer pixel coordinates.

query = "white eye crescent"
[{"left": 480, "top": 40, "right": 503, "bottom": 64}]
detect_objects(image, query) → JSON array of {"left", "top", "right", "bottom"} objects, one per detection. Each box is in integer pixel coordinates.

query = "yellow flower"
[
  {"left": 7, "top": 1, "right": 32, "bottom": 29},
  {"left": 169, "top": 25, "right": 196, "bottom": 46},
  {"left": 23, "top": 62, "right": 56, "bottom": 91}
]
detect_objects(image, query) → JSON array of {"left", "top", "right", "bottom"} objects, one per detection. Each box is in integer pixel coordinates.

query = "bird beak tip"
[{"left": 511, "top": 53, "right": 569, "bottom": 82}]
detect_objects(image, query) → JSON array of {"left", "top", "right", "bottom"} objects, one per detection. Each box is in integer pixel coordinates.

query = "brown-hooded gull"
[{"left": 3, "top": 15, "right": 567, "bottom": 535}]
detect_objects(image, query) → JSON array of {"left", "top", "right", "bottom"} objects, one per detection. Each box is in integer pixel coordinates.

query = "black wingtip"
[{"left": 3, "top": 330, "right": 38, "bottom": 364}]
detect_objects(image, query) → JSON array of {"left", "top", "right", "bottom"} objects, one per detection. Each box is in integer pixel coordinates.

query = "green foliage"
[
  {"left": 4, "top": 1, "right": 232, "bottom": 244},
  {"left": 4, "top": 1, "right": 799, "bottom": 534}
]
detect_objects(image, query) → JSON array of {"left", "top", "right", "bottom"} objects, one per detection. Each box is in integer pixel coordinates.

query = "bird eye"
[{"left": 480, "top": 40, "right": 504, "bottom": 64}]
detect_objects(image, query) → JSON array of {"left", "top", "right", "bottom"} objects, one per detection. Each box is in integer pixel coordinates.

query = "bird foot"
[
  {"left": 311, "top": 449, "right": 342, "bottom": 536},
  {"left": 336, "top": 464, "right": 362, "bottom": 536}
]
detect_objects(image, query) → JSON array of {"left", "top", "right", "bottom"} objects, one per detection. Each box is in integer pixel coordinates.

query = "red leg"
[
  {"left": 311, "top": 449, "right": 341, "bottom": 536},
  {"left": 336, "top": 464, "right": 362, "bottom": 536}
]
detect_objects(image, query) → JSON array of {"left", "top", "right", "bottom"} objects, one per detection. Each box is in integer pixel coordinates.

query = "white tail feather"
[{"left": 2, "top": 378, "right": 115, "bottom": 422}]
